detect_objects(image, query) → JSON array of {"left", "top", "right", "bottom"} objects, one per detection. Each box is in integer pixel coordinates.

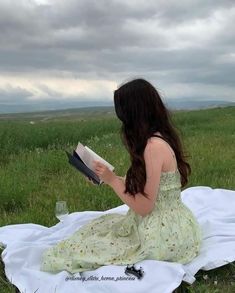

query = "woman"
[{"left": 40, "top": 78, "right": 203, "bottom": 273}]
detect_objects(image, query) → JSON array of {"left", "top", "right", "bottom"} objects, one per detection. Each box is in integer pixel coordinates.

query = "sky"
[{"left": 0, "top": 0, "right": 235, "bottom": 111}]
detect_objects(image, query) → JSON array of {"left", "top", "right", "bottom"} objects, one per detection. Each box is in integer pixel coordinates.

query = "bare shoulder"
[
  {"left": 144, "top": 138, "right": 166, "bottom": 160},
  {"left": 145, "top": 137, "right": 166, "bottom": 152},
  {"left": 147, "top": 137, "right": 173, "bottom": 152},
  {"left": 144, "top": 138, "right": 173, "bottom": 165}
]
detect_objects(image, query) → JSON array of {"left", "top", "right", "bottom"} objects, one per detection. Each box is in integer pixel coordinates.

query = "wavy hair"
[{"left": 113, "top": 78, "right": 191, "bottom": 198}]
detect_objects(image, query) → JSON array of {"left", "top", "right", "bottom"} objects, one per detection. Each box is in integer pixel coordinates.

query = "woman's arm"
[{"left": 109, "top": 141, "right": 164, "bottom": 217}]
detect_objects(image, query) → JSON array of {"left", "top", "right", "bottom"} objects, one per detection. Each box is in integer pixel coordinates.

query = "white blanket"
[{"left": 0, "top": 186, "right": 235, "bottom": 293}]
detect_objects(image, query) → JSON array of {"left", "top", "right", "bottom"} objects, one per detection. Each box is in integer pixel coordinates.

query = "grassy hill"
[{"left": 0, "top": 106, "right": 234, "bottom": 292}]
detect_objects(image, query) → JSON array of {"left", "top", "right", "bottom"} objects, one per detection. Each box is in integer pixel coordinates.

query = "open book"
[{"left": 65, "top": 142, "right": 115, "bottom": 185}]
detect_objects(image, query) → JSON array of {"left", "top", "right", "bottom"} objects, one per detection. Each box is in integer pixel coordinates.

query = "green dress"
[{"left": 40, "top": 169, "right": 203, "bottom": 274}]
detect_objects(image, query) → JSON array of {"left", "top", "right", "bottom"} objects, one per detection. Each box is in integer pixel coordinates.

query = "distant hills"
[
  {"left": 165, "top": 98, "right": 235, "bottom": 111},
  {"left": 0, "top": 98, "right": 234, "bottom": 115},
  {"left": 0, "top": 100, "right": 112, "bottom": 114}
]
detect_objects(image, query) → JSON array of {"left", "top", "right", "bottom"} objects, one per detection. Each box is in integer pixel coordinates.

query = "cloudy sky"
[{"left": 0, "top": 0, "right": 235, "bottom": 112}]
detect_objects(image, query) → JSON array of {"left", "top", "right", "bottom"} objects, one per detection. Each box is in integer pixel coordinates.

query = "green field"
[{"left": 0, "top": 106, "right": 235, "bottom": 292}]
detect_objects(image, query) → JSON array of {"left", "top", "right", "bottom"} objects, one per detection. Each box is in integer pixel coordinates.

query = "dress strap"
[
  {"left": 151, "top": 134, "right": 165, "bottom": 140},
  {"left": 151, "top": 134, "right": 169, "bottom": 144}
]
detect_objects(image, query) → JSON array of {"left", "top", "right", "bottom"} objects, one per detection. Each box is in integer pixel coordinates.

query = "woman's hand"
[
  {"left": 85, "top": 177, "right": 96, "bottom": 185},
  {"left": 92, "top": 160, "right": 116, "bottom": 185}
]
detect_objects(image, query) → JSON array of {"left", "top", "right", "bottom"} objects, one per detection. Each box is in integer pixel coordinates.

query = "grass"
[{"left": 0, "top": 106, "right": 234, "bottom": 292}]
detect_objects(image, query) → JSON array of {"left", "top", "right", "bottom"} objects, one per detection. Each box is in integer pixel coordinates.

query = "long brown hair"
[{"left": 113, "top": 78, "right": 191, "bottom": 198}]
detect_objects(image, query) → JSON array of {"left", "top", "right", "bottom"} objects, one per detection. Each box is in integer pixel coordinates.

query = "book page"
[
  {"left": 85, "top": 146, "right": 115, "bottom": 171},
  {"left": 75, "top": 142, "right": 114, "bottom": 172},
  {"left": 75, "top": 142, "right": 94, "bottom": 170}
]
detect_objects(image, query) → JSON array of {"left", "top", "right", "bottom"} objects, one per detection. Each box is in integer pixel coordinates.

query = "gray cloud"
[
  {"left": 0, "top": 84, "right": 111, "bottom": 110},
  {"left": 0, "top": 0, "right": 234, "bottom": 108},
  {"left": 0, "top": 85, "right": 32, "bottom": 104}
]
